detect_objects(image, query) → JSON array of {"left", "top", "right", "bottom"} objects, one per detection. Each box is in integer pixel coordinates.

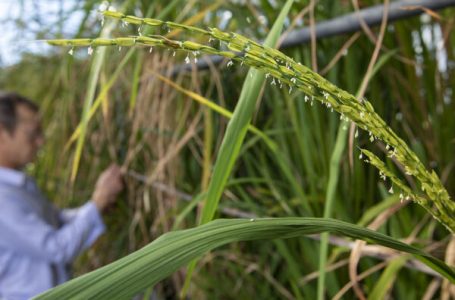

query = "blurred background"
[{"left": 0, "top": 0, "right": 454, "bottom": 299}]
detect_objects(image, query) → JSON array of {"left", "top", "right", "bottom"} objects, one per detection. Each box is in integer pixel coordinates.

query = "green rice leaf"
[
  {"left": 182, "top": 0, "right": 295, "bottom": 296},
  {"left": 198, "top": 0, "right": 295, "bottom": 226},
  {"left": 35, "top": 218, "right": 455, "bottom": 300}
]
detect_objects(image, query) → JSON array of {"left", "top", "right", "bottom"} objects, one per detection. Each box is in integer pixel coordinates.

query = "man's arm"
[
  {"left": 0, "top": 200, "right": 104, "bottom": 264},
  {"left": 60, "top": 164, "right": 124, "bottom": 222},
  {"left": 91, "top": 165, "right": 125, "bottom": 213},
  {"left": 0, "top": 164, "right": 124, "bottom": 264},
  {"left": 59, "top": 202, "right": 106, "bottom": 250}
]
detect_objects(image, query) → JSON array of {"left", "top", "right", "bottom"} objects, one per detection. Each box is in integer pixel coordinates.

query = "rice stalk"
[
  {"left": 319, "top": 3, "right": 391, "bottom": 297},
  {"left": 128, "top": 51, "right": 143, "bottom": 116},
  {"left": 155, "top": 74, "right": 272, "bottom": 142},
  {"left": 64, "top": 48, "right": 136, "bottom": 150},
  {"left": 368, "top": 256, "right": 407, "bottom": 300},
  {"left": 68, "top": 0, "right": 137, "bottom": 181},
  {"left": 155, "top": 74, "right": 312, "bottom": 216}
]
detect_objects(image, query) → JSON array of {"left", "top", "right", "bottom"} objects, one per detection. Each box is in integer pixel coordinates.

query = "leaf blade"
[{"left": 35, "top": 218, "right": 455, "bottom": 300}]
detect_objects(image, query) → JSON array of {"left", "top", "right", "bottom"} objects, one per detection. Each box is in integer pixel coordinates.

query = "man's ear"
[
  {"left": 0, "top": 125, "right": 12, "bottom": 142},
  {"left": 0, "top": 126, "right": 6, "bottom": 142}
]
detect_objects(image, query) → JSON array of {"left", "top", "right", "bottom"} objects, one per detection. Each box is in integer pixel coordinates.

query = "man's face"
[{"left": 0, "top": 105, "right": 44, "bottom": 170}]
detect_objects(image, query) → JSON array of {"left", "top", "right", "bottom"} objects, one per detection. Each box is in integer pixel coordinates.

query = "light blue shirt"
[{"left": 0, "top": 167, "right": 105, "bottom": 300}]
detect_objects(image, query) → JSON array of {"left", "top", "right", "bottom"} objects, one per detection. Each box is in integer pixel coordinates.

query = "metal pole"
[{"left": 172, "top": 0, "right": 455, "bottom": 74}]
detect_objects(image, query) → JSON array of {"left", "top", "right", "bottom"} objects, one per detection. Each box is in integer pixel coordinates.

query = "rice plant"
[{"left": 48, "top": 10, "right": 454, "bottom": 232}]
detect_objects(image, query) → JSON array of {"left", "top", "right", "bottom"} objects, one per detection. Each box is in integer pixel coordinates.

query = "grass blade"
[
  {"left": 368, "top": 256, "right": 407, "bottom": 300},
  {"left": 318, "top": 46, "right": 397, "bottom": 299},
  {"left": 182, "top": 0, "right": 295, "bottom": 296},
  {"left": 35, "top": 217, "right": 455, "bottom": 300},
  {"left": 198, "top": 0, "right": 295, "bottom": 225},
  {"left": 69, "top": 0, "right": 136, "bottom": 181}
]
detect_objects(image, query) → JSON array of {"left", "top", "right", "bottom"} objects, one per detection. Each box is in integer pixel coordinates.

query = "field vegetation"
[{"left": 1, "top": 0, "right": 454, "bottom": 299}]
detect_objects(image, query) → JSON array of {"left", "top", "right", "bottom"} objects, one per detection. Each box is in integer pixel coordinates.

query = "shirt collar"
[{"left": 0, "top": 167, "right": 28, "bottom": 187}]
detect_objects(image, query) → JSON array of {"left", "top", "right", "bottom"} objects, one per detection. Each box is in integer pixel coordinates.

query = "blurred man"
[{"left": 0, "top": 92, "right": 124, "bottom": 300}]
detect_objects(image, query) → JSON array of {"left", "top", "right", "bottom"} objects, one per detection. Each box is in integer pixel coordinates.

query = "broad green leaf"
[{"left": 35, "top": 218, "right": 455, "bottom": 300}]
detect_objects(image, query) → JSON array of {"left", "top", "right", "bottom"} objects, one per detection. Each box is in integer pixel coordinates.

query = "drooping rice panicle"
[{"left": 47, "top": 13, "right": 455, "bottom": 232}]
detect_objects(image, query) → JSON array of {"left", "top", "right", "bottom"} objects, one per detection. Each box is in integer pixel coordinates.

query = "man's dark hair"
[{"left": 0, "top": 92, "right": 39, "bottom": 133}]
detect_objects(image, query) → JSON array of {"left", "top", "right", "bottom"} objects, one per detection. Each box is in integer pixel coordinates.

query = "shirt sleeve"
[
  {"left": 59, "top": 201, "right": 106, "bottom": 249},
  {"left": 0, "top": 200, "right": 105, "bottom": 264}
]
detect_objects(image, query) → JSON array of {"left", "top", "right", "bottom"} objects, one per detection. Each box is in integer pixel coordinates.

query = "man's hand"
[{"left": 92, "top": 164, "right": 124, "bottom": 213}]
